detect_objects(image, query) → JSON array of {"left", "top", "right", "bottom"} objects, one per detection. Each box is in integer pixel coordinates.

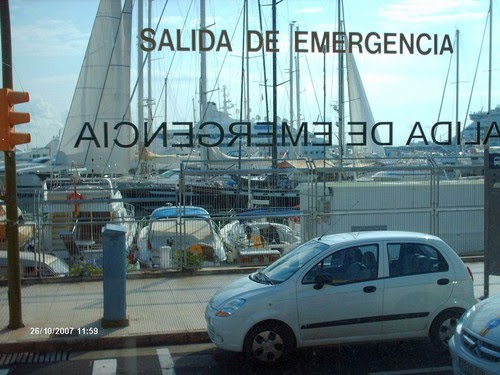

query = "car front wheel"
[
  {"left": 429, "top": 309, "right": 464, "bottom": 352},
  {"left": 243, "top": 321, "right": 294, "bottom": 365}
]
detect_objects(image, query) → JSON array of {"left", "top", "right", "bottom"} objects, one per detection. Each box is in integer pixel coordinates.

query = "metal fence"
[
  {"left": 299, "top": 161, "right": 484, "bottom": 255},
  {"left": 4, "top": 157, "right": 484, "bottom": 279}
]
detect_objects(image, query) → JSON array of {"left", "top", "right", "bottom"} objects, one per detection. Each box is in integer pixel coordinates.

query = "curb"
[
  {"left": 0, "top": 330, "right": 210, "bottom": 354},
  {"left": 0, "top": 265, "right": 259, "bottom": 287}
]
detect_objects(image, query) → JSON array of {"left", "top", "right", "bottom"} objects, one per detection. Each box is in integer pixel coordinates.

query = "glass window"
[
  {"left": 387, "top": 242, "right": 449, "bottom": 277},
  {"left": 256, "top": 240, "right": 329, "bottom": 284},
  {"left": 303, "top": 244, "right": 379, "bottom": 285}
]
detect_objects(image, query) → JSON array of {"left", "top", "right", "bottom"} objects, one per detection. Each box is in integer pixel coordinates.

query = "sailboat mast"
[
  {"left": 245, "top": 1, "right": 250, "bottom": 121},
  {"left": 338, "top": 0, "right": 345, "bottom": 164},
  {"left": 200, "top": 0, "right": 209, "bottom": 164},
  {"left": 257, "top": 0, "right": 269, "bottom": 122},
  {"left": 488, "top": 0, "right": 492, "bottom": 115},
  {"left": 200, "top": 0, "right": 207, "bottom": 121},
  {"left": 272, "top": 0, "right": 278, "bottom": 167},
  {"left": 137, "top": 0, "right": 144, "bottom": 159},
  {"left": 238, "top": 0, "right": 246, "bottom": 163},
  {"left": 289, "top": 22, "right": 295, "bottom": 131},
  {"left": 455, "top": 29, "right": 459, "bottom": 156},
  {"left": 147, "top": 0, "right": 153, "bottom": 141},
  {"left": 295, "top": 30, "right": 302, "bottom": 156},
  {"left": 483, "top": 0, "right": 493, "bottom": 298}
]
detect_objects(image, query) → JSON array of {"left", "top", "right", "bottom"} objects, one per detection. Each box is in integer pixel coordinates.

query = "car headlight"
[
  {"left": 215, "top": 298, "right": 246, "bottom": 317},
  {"left": 456, "top": 307, "right": 474, "bottom": 335}
]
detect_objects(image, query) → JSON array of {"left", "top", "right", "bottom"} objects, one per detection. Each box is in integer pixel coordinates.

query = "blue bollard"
[{"left": 101, "top": 224, "right": 129, "bottom": 328}]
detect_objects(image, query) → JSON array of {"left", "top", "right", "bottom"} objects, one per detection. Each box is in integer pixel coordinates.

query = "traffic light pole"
[{"left": 1, "top": 0, "right": 24, "bottom": 329}]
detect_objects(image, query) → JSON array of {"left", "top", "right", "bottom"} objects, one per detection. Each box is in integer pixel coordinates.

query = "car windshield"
[{"left": 256, "top": 240, "right": 329, "bottom": 284}]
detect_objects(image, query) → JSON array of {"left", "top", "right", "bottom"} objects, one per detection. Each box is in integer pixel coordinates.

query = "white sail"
[
  {"left": 345, "top": 53, "right": 385, "bottom": 158},
  {"left": 55, "top": 0, "right": 133, "bottom": 175}
]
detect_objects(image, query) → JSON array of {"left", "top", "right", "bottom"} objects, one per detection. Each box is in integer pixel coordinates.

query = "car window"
[
  {"left": 303, "top": 244, "right": 379, "bottom": 285},
  {"left": 260, "top": 240, "right": 329, "bottom": 283},
  {"left": 387, "top": 242, "right": 449, "bottom": 277}
]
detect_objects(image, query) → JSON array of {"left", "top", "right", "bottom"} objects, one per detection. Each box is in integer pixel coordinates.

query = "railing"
[{"left": 5, "top": 157, "right": 485, "bottom": 279}]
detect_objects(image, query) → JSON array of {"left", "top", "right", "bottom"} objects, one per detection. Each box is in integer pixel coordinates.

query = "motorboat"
[
  {"left": 136, "top": 205, "right": 226, "bottom": 268},
  {"left": 0, "top": 250, "right": 69, "bottom": 278},
  {"left": 220, "top": 208, "right": 301, "bottom": 265},
  {"left": 0, "top": 200, "right": 34, "bottom": 251},
  {"left": 41, "top": 176, "right": 137, "bottom": 264}
]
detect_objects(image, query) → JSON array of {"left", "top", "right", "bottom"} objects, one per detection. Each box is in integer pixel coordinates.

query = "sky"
[{"left": 6, "top": 0, "right": 500, "bottom": 150}]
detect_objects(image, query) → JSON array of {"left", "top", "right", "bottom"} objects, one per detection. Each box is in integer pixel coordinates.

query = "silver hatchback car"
[
  {"left": 449, "top": 293, "right": 500, "bottom": 375},
  {"left": 206, "top": 231, "right": 476, "bottom": 365}
]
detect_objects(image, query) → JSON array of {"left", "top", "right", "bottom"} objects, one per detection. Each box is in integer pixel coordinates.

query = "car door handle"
[
  {"left": 437, "top": 278, "right": 450, "bottom": 285},
  {"left": 363, "top": 286, "right": 377, "bottom": 293}
]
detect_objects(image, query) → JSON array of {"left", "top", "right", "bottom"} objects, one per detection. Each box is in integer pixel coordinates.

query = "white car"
[
  {"left": 449, "top": 294, "right": 500, "bottom": 375},
  {"left": 205, "top": 231, "right": 476, "bottom": 365}
]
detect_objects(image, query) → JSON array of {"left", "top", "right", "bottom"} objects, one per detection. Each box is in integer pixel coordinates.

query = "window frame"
[
  {"left": 302, "top": 243, "right": 379, "bottom": 286},
  {"left": 386, "top": 241, "right": 449, "bottom": 278}
]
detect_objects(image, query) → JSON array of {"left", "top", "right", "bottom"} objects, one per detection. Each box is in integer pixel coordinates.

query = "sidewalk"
[
  {"left": 0, "top": 269, "right": 247, "bottom": 354},
  {"left": 0, "top": 263, "right": 498, "bottom": 354}
]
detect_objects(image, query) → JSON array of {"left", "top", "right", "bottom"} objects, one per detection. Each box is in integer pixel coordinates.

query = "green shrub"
[
  {"left": 69, "top": 261, "right": 103, "bottom": 277},
  {"left": 172, "top": 250, "right": 203, "bottom": 270}
]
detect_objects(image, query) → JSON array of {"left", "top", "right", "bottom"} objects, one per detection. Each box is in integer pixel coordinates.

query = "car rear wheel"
[
  {"left": 429, "top": 309, "right": 464, "bottom": 352},
  {"left": 244, "top": 321, "right": 294, "bottom": 365}
]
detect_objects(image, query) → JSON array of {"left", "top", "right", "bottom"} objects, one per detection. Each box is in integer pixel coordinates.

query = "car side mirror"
[{"left": 314, "top": 273, "right": 332, "bottom": 290}]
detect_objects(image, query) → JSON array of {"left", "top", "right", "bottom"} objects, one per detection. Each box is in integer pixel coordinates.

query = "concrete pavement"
[
  {"left": 0, "top": 262, "right": 498, "bottom": 354},
  {"left": 0, "top": 269, "right": 247, "bottom": 354}
]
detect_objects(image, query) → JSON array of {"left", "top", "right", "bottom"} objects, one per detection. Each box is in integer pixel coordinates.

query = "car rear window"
[{"left": 387, "top": 242, "right": 449, "bottom": 277}]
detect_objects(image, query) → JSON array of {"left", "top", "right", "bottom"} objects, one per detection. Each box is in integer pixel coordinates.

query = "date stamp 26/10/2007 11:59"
[{"left": 30, "top": 327, "right": 99, "bottom": 336}]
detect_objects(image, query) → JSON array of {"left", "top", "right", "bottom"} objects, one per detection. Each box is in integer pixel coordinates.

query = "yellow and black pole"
[{"left": 0, "top": 0, "right": 31, "bottom": 329}]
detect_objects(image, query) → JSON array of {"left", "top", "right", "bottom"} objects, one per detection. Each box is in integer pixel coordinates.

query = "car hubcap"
[
  {"left": 439, "top": 317, "right": 458, "bottom": 346},
  {"left": 251, "top": 330, "right": 284, "bottom": 362}
]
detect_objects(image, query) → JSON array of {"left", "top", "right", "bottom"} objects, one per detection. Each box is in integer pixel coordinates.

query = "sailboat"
[
  {"left": 462, "top": 105, "right": 500, "bottom": 148},
  {"left": 345, "top": 53, "right": 386, "bottom": 159},
  {"left": 38, "top": 0, "right": 137, "bottom": 263},
  {"left": 6, "top": 0, "right": 134, "bottom": 191},
  {"left": 54, "top": 0, "right": 134, "bottom": 176}
]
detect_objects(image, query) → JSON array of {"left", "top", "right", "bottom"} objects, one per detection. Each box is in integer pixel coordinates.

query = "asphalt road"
[{"left": 0, "top": 342, "right": 455, "bottom": 375}]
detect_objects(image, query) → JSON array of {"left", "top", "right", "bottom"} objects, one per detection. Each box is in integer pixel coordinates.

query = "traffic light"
[{"left": 0, "top": 88, "right": 31, "bottom": 151}]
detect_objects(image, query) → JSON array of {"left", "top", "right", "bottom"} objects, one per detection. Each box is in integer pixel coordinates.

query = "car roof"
[{"left": 316, "top": 231, "right": 438, "bottom": 246}]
